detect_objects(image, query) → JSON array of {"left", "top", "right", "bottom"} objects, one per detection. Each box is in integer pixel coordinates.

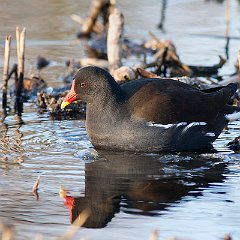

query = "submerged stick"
[{"left": 2, "top": 35, "right": 11, "bottom": 109}]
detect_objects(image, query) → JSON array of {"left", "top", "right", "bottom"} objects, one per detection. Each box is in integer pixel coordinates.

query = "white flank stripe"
[
  {"left": 205, "top": 132, "right": 216, "bottom": 137},
  {"left": 225, "top": 111, "right": 240, "bottom": 122},
  {"left": 147, "top": 122, "right": 174, "bottom": 129},
  {"left": 147, "top": 121, "right": 206, "bottom": 129},
  {"left": 182, "top": 122, "right": 207, "bottom": 134}
]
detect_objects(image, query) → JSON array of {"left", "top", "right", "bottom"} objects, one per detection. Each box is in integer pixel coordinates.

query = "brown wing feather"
[{"left": 125, "top": 79, "right": 234, "bottom": 124}]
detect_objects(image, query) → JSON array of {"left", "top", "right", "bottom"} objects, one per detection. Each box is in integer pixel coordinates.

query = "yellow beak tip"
[{"left": 61, "top": 101, "right": 70, "bottom": 110}]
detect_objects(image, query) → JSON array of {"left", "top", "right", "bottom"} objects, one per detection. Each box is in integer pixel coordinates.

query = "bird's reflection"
[{"left": 62, "top": 150, "right": 227, "bottom": 228}]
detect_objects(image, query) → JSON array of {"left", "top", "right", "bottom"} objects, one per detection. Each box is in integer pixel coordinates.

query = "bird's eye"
[{"left": 80, "top": 83, "right": 86, "bottom": 87}]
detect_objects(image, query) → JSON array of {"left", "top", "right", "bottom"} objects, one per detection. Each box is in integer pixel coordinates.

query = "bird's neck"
[
  {"left": 85, "top": 81, "right": 127, "bottom": 137},
  {"left": 89, "top": 78, "right": 125, "bottom": 114}
]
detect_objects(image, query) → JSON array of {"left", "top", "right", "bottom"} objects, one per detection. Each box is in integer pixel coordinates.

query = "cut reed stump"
[
  {"left": 2, "top": 35, "right": 11, "bottom": 109},
  {"left": 15, "top": 27, "right": 26, "bottom": 115}
]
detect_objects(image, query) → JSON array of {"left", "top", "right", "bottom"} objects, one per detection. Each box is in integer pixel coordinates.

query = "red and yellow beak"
[{"left": 61, "top": 79, "right": 77, "bottom": 110}]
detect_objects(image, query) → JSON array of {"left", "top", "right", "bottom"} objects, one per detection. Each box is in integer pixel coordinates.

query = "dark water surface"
[{"left": 0, "top": 0, "right": 240, "bottom": 239}]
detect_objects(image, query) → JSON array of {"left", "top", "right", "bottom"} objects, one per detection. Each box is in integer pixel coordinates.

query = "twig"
[{"left": 2, "top": 35, "right": 11, "bottom": 109}]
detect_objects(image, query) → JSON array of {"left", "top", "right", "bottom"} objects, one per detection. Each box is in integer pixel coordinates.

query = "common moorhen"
[{"left": 61, "top": 66, "right": 240, "bottom": 152}]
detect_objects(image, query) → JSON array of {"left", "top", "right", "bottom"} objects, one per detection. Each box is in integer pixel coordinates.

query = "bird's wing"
[{"left": 121, "top": 79, "right": 236, "bottom": 124}]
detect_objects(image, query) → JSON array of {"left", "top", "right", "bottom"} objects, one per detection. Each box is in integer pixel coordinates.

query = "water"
[{"left": 0, "top": 0, "right": 240, "bottom": 239}]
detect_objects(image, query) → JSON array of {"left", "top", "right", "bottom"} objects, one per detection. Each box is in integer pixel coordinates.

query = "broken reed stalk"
[
  {"left": 2, "top": 35, "right": 11, "bottom": 109},
  {"left": 107, "top": 8, "right": 124, "bottom": 74},
  {"left": 15, "top": 27, "right": 26, "bottom": 114}
]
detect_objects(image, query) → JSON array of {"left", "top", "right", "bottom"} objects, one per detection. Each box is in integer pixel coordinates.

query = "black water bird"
[{"left": 61, "top": 66, "right": 240, "bottom": 152}]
